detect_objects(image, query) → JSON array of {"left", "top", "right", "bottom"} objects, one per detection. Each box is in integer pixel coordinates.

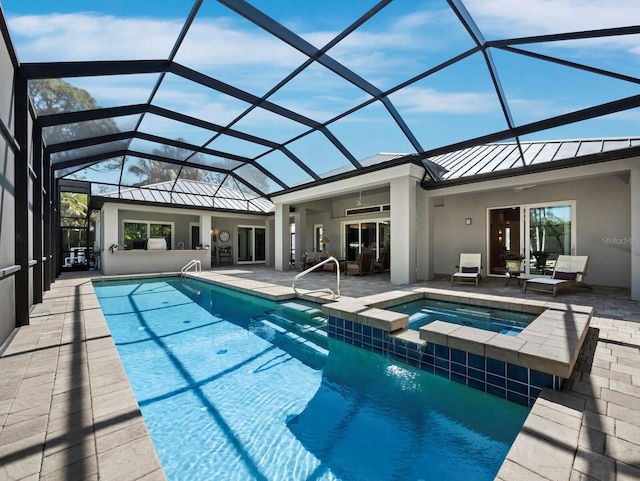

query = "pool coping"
[{"left": 322, "top": 286, "right": 592, "bottom": 380}]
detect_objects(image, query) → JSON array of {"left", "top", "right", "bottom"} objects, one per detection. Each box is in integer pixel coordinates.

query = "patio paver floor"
[{"left": 1, "top": 267, "right": 638, "bottom": 480}]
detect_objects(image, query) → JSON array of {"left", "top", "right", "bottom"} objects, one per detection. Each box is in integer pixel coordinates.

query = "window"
[
  {"left": 123, "top": 222, "right": 147, "bottom": 249},
  {"left": 528, "top": 204, "right": 574, "bottom": 274},
  {"left": 345, "top": 204, "right": 390, "bottom": 216},
  {"left": 290, "top": 222, "right": 296, "bottom": 265},
  {"left": 123, "top": 220, "right": 174, "bottom": 249},
  {"left": 314, "top": 224, "right": 324, "bottom": 253},
  {"left": 150, "top": 223, "right": 172, "bottom": 249}
]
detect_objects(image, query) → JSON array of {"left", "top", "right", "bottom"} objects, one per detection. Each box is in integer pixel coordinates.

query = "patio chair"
[
  {"left": 523, "top": 255, "right": 591, "bottom": 297},
  {"left": 346, "top": 253, "right": 373, "bottom": 276},
  {"left": 451, "top": 253, "right": 482, "bottom": 287},
  {"left": 322, "top": 253, "right": 344, "bottom": 273},
  {"left": 373, "top": 250, "right": 390, "bottom": 273},
  {"left": 298, "top": 253, "right": 309, "bottom": 271}
]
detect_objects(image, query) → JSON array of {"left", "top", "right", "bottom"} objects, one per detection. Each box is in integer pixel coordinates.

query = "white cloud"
[
  {"left": 391, "top": 86, "right": 498, "bottom": 114},
  {"left": 172, "top": 20, "right": 306, "bottom": 69},
  {"left": 508, "top": 96, "right": 574, "bottom": 119},
  {"left": 8, "top": 14, "right": 180, "bottom": 61},
  {"left": 464, "top": 0, "right": 640, "bottom": 52},
  {"left": 7, "top": 12, "right": 306, "bottom": 68},
  {"left": 59, "top": 74, "right": 161, "bottom": 115}
]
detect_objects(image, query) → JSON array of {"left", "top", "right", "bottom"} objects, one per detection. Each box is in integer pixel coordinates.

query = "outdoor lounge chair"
[
  {"left": 451, "top": 253, "right": 482, "bottom": 287},
  {"left": 346, "top": 253, "right": 373, "bottom": 276},
  {"left": 523, "top": 255, "right": 592, "bottom": 297}
]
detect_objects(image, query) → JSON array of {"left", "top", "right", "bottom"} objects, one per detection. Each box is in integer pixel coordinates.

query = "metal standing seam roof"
[
  {"left": 4, "top": 1, "right": 640, "bottom": 212},
  {"left": 101, "top": 179, "right": 275, "bottom": 213},
  {"left": 422, "top": 137, "right": 640, "bottom": 184},
  {"left": 100, "top": 137, "right": 640, "bottom": 206}
]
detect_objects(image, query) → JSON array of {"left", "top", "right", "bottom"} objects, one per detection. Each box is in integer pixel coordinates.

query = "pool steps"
[
  {"left": 255, "top": 317, "right": 328, "bottom": 358},
  {"left": 249, "top": 300, "right": 331, "bottom": 361}
]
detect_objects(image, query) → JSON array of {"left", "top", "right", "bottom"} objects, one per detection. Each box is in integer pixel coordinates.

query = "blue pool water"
[
  {"left": 390, "top": 299, "right": 536, "bottom": 336},
  {"left": 93, "top": 277, "right": 529, "bottom": 481}
]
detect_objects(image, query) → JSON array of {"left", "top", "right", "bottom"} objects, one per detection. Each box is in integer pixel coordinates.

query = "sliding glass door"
[
  {"left": 488, "top": 201, "right": 575, "bottom": 276},
  {"left": 343, "top": 219, "right": 390, "bottom": 262},
  {"left": 238, "top": 226, "right": 266, "bottom": 263},
  {"left": 527, "top": 203, "right": 574, "bottom": 274},
  {"left": 487, "top": 207, "right": 521, "bottom": 275}
]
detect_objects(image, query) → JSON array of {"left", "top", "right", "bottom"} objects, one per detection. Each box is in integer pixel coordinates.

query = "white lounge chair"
[
  {"left": 451, "top": 253, "right": 482, "bottom": 287},
  {"left": 523, "top": 255, "right": 592, "bottom": 297}
]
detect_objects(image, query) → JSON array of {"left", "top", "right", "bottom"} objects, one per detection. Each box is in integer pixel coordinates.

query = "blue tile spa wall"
[{"left": 328, "top": 316, "right": 560, "bottom": 408}]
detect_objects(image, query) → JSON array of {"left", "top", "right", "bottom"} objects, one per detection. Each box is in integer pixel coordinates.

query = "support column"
[
  {"left": 416, "top": 192, "right": 436, "bottom": 281},
  {"left": 199, "top": 214, "right": 212, "bottom": 269},
  {"left": 274, "top": 203, "right": 289, "bottom": 271},
  {"left": 32, "top": 126, "right": 43, "bottom": 303},
  {"left": 43, "top": 151, "right": 52, "bottom": 291},
  {"left": 53, "top": 180, "right": 61, "bottom": 278},
  {"left": 390, "top": 176, "right": 418, "bottom": 284},
  {"left": 101, "top": 203, "right": 119, "bottom": 275},
  {"left": 631, "top": 166, "right": 640, "bottom": 301},
  {"left": 295, "top": 207, "right": 307, "bottom": 266},
  {"left": 14, "top": 70, "right": 29, "bottom": 326}
]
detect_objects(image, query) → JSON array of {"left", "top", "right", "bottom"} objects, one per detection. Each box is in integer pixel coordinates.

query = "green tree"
[
  {"left": 29, "top": 78, "right": 120, "bottom": 146},
  {"left": 59, "top": 192, "right": 89, "bottom": 258},
  {"left": 59, "top": 192, "right": 88, "bottom": 225},
  {"left": 127, "top": 140, "right": 223, "bottom": 185}
]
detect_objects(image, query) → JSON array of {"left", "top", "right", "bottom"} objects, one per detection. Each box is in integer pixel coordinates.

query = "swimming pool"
[
  {"left": 94, "top": 277, "right": 529, "bottom": 481},
  {"left": 390, "top": 298, "right": 536, "bottom": 336}
]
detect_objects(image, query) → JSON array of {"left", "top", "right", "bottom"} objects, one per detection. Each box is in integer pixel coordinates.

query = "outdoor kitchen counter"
[{"left": 101, "top": 248, "right": 211, "bottom": 275}]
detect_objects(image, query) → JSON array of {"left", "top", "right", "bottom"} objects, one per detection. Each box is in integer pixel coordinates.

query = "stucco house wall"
[
  {"left": 291, "top": 190, "right": 391, "bottom": 259},
  {"left": 427, "top": 173, "right": 631, "bottom": 287},
  {"left": 101, "top": 203, "right": 270, "bottom": 275}
]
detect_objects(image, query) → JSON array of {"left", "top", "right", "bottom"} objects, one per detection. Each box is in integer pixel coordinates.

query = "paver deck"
[{"left": 1, "top": 267, "right": 639, "bottom": 480}]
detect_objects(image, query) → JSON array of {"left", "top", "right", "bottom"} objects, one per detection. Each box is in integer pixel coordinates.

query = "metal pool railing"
[
  {"left": 181, "top": 259, "right": 201, "bottom": 276},
  {"left": 292, "top": 256, "right": 341, "bottom": 300}
]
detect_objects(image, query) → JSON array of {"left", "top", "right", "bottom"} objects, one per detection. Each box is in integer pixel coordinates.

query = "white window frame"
[
  {"left": 485, "top": 200, "right": 576, "bottom": 276},
  {"left": 237, "top": 224, "right": 266, "bottom": 264},
  {"left": 340, "top": 216, "right": 391, "bottom": 260},
  {"left": 189, "top": 222, "right": 200, "bottom": 249},
  {"left": 313, "top": 224, "right": 324, "bottom": 253}
]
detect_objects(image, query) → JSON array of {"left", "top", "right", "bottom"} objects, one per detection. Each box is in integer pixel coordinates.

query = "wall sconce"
[
  {"left": 211, "top": 228, "right": 218, "bottom": 242},
  {"left": 465, "top": 218, "right": 472, "bottom": 225},
  {"left": 321, "top": 236, "right": 330, "bottom": 251}
]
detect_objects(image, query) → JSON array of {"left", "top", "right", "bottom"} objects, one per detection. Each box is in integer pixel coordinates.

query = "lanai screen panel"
[
  {"left": 255, "top": 150, "right": 315, "bottom": 188},
  {"left": 2, "top": 0, "right": 638, "bottom": 211},
  {"left": 43, "top": 115, "right": 140, "bottom": 146},
  {"left": 151, "top": 73, "right": 255, "bottom": 128}
]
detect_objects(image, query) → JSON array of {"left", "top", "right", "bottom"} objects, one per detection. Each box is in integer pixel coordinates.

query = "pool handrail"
[
  {"left": 293, "top": 256, "right": 341, "bottom": 300},
  {"left": 181, "top": 259, "right": 201, "bottom": 276}
]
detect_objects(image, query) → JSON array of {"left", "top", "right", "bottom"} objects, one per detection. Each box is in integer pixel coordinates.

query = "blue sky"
[{"left": 2, "top": 0, "right": 639, "bottom": 187}]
